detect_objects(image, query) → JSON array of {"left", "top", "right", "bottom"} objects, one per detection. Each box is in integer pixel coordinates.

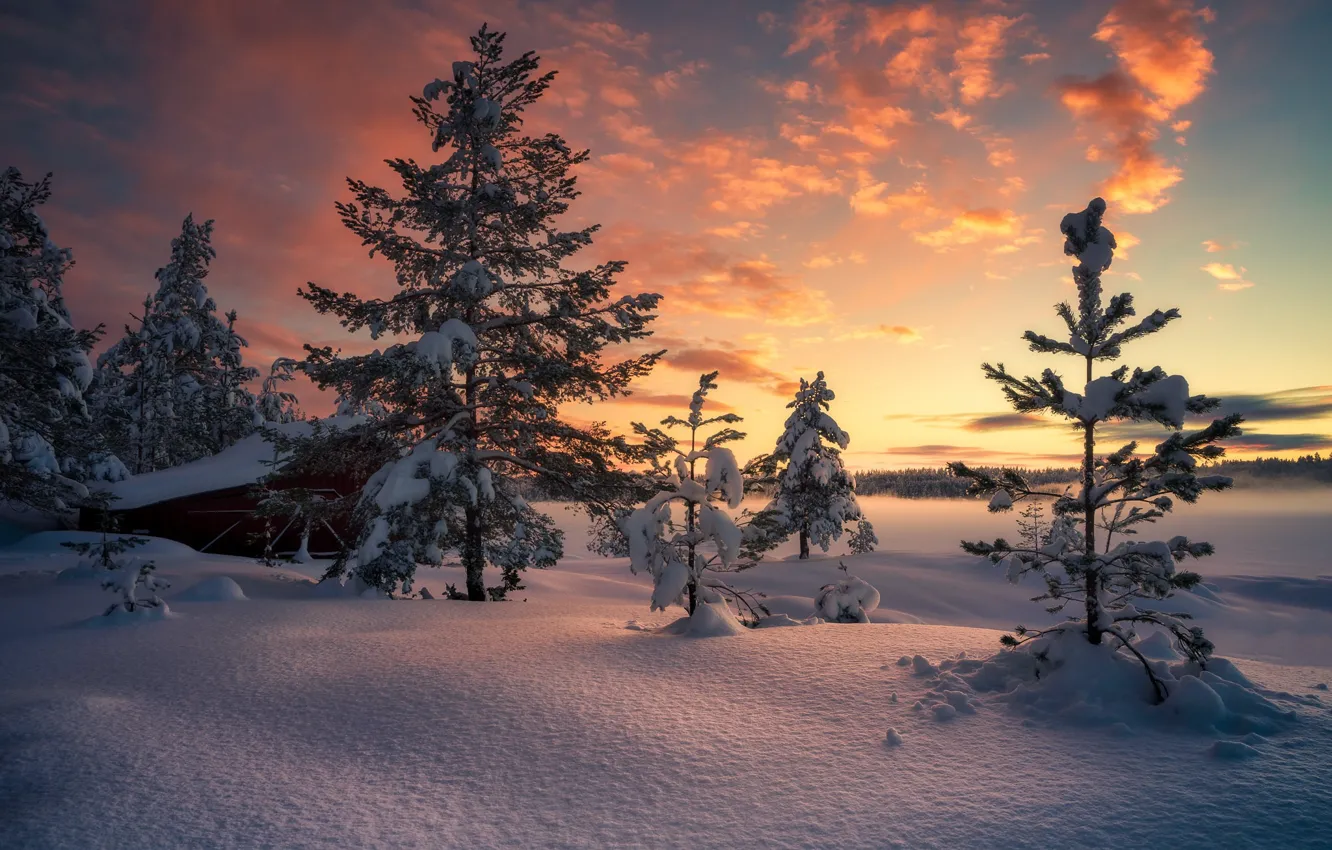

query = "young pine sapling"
[{"left": 949, "top": 197, "right": 1242, "bottom": 703}]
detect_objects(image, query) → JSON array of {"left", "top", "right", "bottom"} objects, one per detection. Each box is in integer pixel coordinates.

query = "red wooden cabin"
[{"left": 80, "top": 424, "right": 363, "bottom": 558}]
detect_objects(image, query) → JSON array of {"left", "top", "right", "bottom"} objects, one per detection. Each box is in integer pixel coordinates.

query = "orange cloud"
[
  {"left": 601, "top": 111, "right": 662, "bottom": 148},
  {"left": 597, "top": 152, "right": 657, "bottom": 175},
  {"left": 705, "top": 221, "right": 766, "bottom": 240},
  {"left": 1202, "top": 239, "right": 1237, "bottom": 252},
  {"left": 599, "top": 229, "right": 832, "bottom": 326},
  {"left": 952, "top": 15, "right": 1019, "bottom": 104},
  {"left": 708, "top": 158, "right": 843, "bottom": 214},
  {"left": 1201, "top": 262, "right": 1255, "bottom": 291},
  {"left": 1093, "top": 0, "right": 1214, "bottom": 110},
  {"left": 611, "top": 392, "right": 735, "bottom": 412},
  {"left": 1201, "top": 262, "right": 1243, "bottom": 280},
  {"left": 914, "top": 208, "right": 1022, "bottom": 249},
  {"left": 1057, "top": 72, "right": 1180, "bottom": 213},
  {"left": 836, "top": 324, "right": 924, "bottom": 343},
  {"left": 1057, "top": 0, "right": 1214, "bottom": 214},
  {"left": 664, "top": 345, "right": 797, "bottom": 396},
  {"left": 848, "top": 179, "right": 937, "bottom": 218},
  {"left": 650, "top": 60, "right": 707, "bottom": 97}
]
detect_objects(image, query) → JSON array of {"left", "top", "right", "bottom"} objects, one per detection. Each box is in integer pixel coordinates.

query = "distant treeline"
[
  {"left": 853, "top": 455, "right": 1332, "bottom": 499},
  {"left": 852, "top": 467, "right": 1078, "bottom": 499},
  {"left": 513, "top": 456, "right": 1331, "bottom": 503},
  {"left": 1210, "top": 455, "right": 1332, "bottom": 485}
]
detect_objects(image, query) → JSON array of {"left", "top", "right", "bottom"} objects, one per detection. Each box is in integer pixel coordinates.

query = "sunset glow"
[{"left": 4, "top": 0, "right": 1328, "bottom": 468}]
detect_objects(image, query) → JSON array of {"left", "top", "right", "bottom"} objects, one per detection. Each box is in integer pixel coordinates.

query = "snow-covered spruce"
[
  {"left": 0, "top": 167, "right": 119, "bottom": 512},
  {"left": 100, "top": 557, "right": 169, "bottom": 618},
  {"left": 90, "top": 215, "right": 260, "bottom": 474},
  {"left": 61, "top": 510, "right": 169, "bottom": 616},
  {"left": 293, "top": 26, "right": 660, "bottom": 599},
  {"left": 748, "top": 372, "right": 875, "bottom": 559},
  {"left": 256, "top": 357, "right": 302, "bottom": 425},
  {"left": 948, "top": 197, "right": 1243, "bottom": 703},
  {"left": 620, "top": 372, "right": 774, "bottom": 628}
]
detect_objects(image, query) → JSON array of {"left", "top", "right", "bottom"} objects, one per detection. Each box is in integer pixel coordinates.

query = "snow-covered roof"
[{"left": 100, "top": 418, "right": 357, "bottom": 510}]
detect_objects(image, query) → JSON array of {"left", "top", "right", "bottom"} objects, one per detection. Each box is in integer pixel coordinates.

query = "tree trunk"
[
  {"left": 799, "top": 530, "right": 810, "bottom": 560},
  {"left": 687, "top": 579, "right": 697, "bottom": 615},
  {"left": 1082, "top": 354, "right": 1102, "bottom": 645},
  {"left": 463, "top": 505, "right": 486, "bottom": 601}
]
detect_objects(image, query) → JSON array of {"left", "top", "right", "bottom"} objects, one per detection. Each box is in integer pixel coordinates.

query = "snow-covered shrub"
[
  {"left": 101, "top": 557, "right": 169, "bottom": 617},
  {"left": 814, "top": 570, "right": 880, "bottom": 623},
  {"left": 62, "top": 508, "right": 168, "bottom": 616},
  {"left": 749, "top": 372, "right": 876, "bottom": 559},
  {"left": 621, "top": 372, "right": 774, "bottom": 626},
  {"left": 949, "top": 197, "right": 1242, "bottom": 703},
  {"left": 293, "top": 26, "right": 659, "bottom": 599}
]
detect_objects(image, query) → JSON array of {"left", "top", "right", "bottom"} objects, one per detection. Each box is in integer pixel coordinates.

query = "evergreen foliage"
[
  {"left": 620, "top": 372, "right": 774, "bottom": 624},
  {"left": 294, "top": 25, "right": 660, "bottom": 599},
  {"left": 256, "top": 357, "right": 302, "bottom": 425},
  {"left": 92, "top": 215, "right": 259, "bottom": 473},
  {"left": 62, "top": 504, "right": 166, "bottom": 616},
  {"left": 948, "top": 197, "right": 1243, "bottom": 702},
  {"left": 0, "top": 167, "right": 114, "bottom": 511},
  {"left": 751, "top": 372, "right": 876, "bottom": 559}
]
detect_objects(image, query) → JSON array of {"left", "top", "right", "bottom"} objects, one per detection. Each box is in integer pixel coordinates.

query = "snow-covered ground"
[{"left": 2, "top": 494, "right": 1330, "bottom": 848}]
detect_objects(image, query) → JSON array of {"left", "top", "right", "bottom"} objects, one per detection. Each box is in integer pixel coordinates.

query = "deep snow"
[{"left": 1, "top": 495, "right": 1330, "bottom": 849}]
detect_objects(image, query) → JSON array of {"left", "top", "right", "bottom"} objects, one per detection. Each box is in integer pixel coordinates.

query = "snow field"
[{"left": 2, "top": 499, "right": 1331, "bottom": 849}]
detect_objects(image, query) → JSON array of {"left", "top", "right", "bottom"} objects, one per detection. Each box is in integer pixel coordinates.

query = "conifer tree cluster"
[
  {"left": 292, "top": 26, "right": 661, "bottom": 600},
  {"left": 949, "top": 197, "right": 1242, "bottom": 701},
  {"left": 91, "top": 215, "right": 261, "bottom": 474}
]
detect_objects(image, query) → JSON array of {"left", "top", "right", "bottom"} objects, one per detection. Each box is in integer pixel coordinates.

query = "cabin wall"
[{"left": 80, "top": 473, "right": 360, "bottom": 559}]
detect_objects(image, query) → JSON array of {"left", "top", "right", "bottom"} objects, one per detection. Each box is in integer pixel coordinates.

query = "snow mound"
[
  {"left": 884, "top": 728, "right": 903, "bottom": 746},
  {"left": 7, "top": 531, "right": 196, "bottom": 556},
  {"left": 175, "top": 576, "right": 247, "bottom": 602},
  {"left": 308, "top": 575, "right": 389, "bottom": 599},
  {"left": 55, "top": 565, "right": 105, "bottom": 584},
  {"left": 937, "top": 630, "right": 1299, "bottom": 736},
  {"left": 757, "top": 613, "right": 822, "bottom": 628},
  {"left": 1135, "top": 630, "right": 1181, "bottom": 660},
  {"left": 1209, "top": 740, "right": 1261, "bottom": 760},
  {"left": 80, "top": 603, "right": 175, "bottom": 628},
  {"left": 310, "top": 577, "right": 351, "bottom": 598},
  {"left": 663, "top": 602, "right": 748, "bottom": 637}
]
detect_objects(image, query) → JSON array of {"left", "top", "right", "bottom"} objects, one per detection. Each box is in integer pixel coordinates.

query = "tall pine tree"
[
  {"left": 297, "top": 25, "right": 660, "bottom": 600},
  {"left": 0, "top": 167, "right": 112, "bottom": 510},
  {"left": 949, "top": 198, "right": 1242, "bottom": 702}
]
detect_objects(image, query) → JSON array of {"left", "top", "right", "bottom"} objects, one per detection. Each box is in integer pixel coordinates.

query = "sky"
[{"left": 3, "top": 0, "right": 1330, "bottom": 470}]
